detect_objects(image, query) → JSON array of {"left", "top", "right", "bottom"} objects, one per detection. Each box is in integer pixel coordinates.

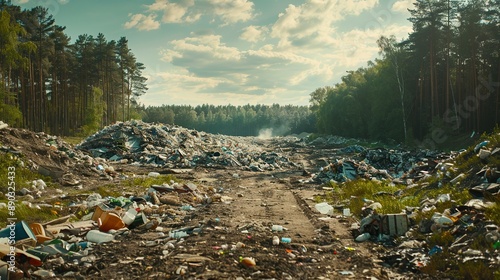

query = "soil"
[{"left": 1, "top": 129, "right": 435, "bottom": 279}]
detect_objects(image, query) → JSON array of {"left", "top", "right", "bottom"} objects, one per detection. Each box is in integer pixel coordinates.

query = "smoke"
[
  {"left": 258, "top": 128, "right": 273, "bottom": 139},
  {"left": 257, "top": 124, "right": 291, "bottom": 139}
]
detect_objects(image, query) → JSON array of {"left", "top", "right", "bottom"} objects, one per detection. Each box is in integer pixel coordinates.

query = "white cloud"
[
  {"left": 392, "top": 0, "right": 414, "bottom": 14},
  {"left": 138, "top": 0, "right": 415, "bottom": 107},
  {"left": 157, "top": 33, "right": 334, "bottom": 104},
  {"left": 146, "top": 0, "right": 197, "bottom": 23},
  {"left": 13, "top": 0, "right": 29, "bottom": 4},
  {"left": 165, "top": 35, "right": 242, "bottom": 61},
  {"left": 57, "top": 0, "right": 69, "bottom": 4},
  {"left": 124, "top": 13, "right": 160, "bottom": 31},
  {"left": 271, "top": 0, "right": 379, "bottom": 50},
  {"left": 125, "top": 0, "right": 255, "bottom": 30},
  {"left": 240, "top": 25, "right": 268, "bottom": 43},
  {"left": 208, "top": 0, "right": 255, "bottom": 24}
]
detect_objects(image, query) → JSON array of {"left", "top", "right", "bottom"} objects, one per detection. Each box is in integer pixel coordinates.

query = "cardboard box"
[{"left": 381, "top": 214, "right": 409, "bottom": 236}]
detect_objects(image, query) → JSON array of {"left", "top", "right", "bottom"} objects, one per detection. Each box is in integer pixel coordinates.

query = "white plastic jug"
[
  {"left": 86, "top": 230, "right": 114, "bottom": 244},
  {"left": 122, "top": 208, "right": 138, "bottom": 225}
]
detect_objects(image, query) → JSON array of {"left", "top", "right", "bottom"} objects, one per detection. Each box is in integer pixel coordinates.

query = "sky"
[{"left": 15, "top": 0, "right": 415, "bottom": 107}]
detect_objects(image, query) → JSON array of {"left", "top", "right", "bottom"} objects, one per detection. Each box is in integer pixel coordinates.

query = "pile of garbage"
[
  {"left": 0, "top": 179, "right": 219, "bottom": 279},
  {"left": 76, "top": 120, "right": 298, "bottom": 171},
  {"left": 310, "top": 148, "right": 455, "bottom": 184},
  {"left": 321, "top": 137, "right": 500, "bottom": 276},
  {"left": 0, "top": 124, "right": 125, "bottom": 186}
]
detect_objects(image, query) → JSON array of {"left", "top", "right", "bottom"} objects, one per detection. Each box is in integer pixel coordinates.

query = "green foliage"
[
  {"left": 0, "top": 6, "right": 148, "bottom": 136},
  {"left": 317, "top": 180, "right": 420, "bottom": 217},
  {"left": 0, "top": 153, "right": 57, "bottom": 227},
  {"left": 94, "top": 184, "right": 122, "bottom": 198},
  {"left": 0, "top": 84, "right": 22, "bottom": 126},
  {"left": 485, "top": 202, "right": 500, "bottom": 226},
  {"left": 79, "top": 87, "right": 105, "bottom": 137},
  {"left": 311, "top": 0, "right": 500, "bottom": 146},
  {"left": 457, "top": 261, "right": 498, "bottom": 280},
  {"left": 0, "top": 152, "right": 43, "bottom": 194},
  {"left": 123, "top": 174, "right": 178, "bottom": 189},
  {"left": 0, "top": 203, "right": 58, "bottom": 228},
  {"left": 428, "top": 231, "right": 454, "bottom": 247},
  {"left": 315, "top": 60, "right": 406, "bottom": 142}
]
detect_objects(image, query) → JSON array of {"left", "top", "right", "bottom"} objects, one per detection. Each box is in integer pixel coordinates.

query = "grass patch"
[
  {"left": 427, "top": 231, "right": 454, "bottom": 247},
  {"left": 0, "top": 152, "right": 50, "bottom": 194},
  {"left": 420, "top": 252, "right": 458, "bottom": 277},
  {"left": 317, "top": 180, "right": 421, "bottom": 217},
  {"left": 122, "top": 174, "right": 179, "bottom": 189},
  {"left": 94, "top": 184, "right": 123, "bottom": 198},
  {"left": 457, "top": 261, "right": 498, "bottom": 280},
  {"left": 81, "top": 174, "right": 180, "bottom": 199},
  {"left": 0, "top": 203, "right": 58, "bottom": 227},
  {"left": 485, "top": 202, "right": 500, "bottom": 225}
]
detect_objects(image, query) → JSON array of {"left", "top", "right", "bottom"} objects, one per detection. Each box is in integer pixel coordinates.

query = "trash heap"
[
  {"left": 76, "top": 120, "right": 298, "bottom": 171},
  {"left": 0, "top": 125, "right": 124, "bottom": 185},
  {"left": 331, "top": 137, "right": 500, "bottom": 276},
  {"left": 311, "top": 148, "right": 454, "bottom": 184},
  {"left": 0, "top": 179, "right": 217, "bottom": 279}
]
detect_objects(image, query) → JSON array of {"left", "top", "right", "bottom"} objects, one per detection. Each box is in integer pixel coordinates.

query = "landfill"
[
  {"left": 76, "top": 120, "right": 298, "bottom": 171},
  {"left": 0, "top": 121, "right": 499, "bottom": 279}
]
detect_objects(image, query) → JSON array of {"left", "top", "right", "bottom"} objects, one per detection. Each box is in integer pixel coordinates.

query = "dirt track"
[
  {"left": 84, "top": 140, "right": 420, "bottom": 280},
  {"left": 0, "top": 128, "right": 433, "bottom": 279}
]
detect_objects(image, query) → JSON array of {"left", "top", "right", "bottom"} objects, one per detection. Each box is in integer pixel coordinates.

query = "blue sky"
[{"left": 16, "top": 0, "right": 415, "bottom": 107}]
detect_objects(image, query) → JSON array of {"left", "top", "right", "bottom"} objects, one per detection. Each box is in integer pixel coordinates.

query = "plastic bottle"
[
  {"left": 169, "top": 230, "right": 188, "bottom": 239},
  {"left": 272, "top": 225, "right": 284, "bottom": 232},
  {"left": 86, "top": 230, "right": 114, "bottom": 244},
  {"left": 281, "top": 237, "right": 291, "bottom": 243}
]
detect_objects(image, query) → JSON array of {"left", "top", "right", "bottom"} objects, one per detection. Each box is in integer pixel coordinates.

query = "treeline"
[
  {"left": 312, "top": 0, "right": 499, "bottom": 145},
  {"left": 0, "top": 3, "right": 147, "bottom": 136},
  {"left": 140, "top": 104, "right": 316, "bottom": 136}
]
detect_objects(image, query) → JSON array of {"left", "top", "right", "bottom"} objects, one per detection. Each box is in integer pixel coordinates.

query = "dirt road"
[{"left": 87, "top": 140, "right": 416, "bottom": 280}]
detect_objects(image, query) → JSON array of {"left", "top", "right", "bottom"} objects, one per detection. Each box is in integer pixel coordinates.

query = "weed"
[
  {"left": 123, "top": 174, "right": 178, "bottom": 188},
  {"left": 0, "top": 203, "right": 58, "bottom": 227},
  {"left": 420, "top": 251, "right": 458, "bottom": 276},
  {"left": 0, "top": 152, "right": 46, "bottom": 194},
  {"left": 485, "top": 203, "right": 500, "bottom": 225},
  {"left": 428, "top": 231, "right": 454, "bottom": 247},
  {"left": 94, "top": 184, "right": 122, "bottom": 198},
  {"left": 316, "top": 179, "right": 422, "bottom": 217},
  {"left": 458, "top": 260, "right": 497, "bottom": 280}
]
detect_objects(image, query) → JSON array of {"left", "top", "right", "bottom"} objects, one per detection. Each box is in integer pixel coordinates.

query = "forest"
[
  {"left": 312, "top": 0, "right": 499, "bottom": 145},
  {"left": 0, "top": 3, "right": 147, "bottom": 136},
  {"left": 1, "top": 0, "right": 499, "bottom": 147}
]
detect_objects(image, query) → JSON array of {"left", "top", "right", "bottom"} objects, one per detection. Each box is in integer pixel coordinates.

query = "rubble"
[
  {"left": 310, "top": 148, "right": 453, "bottom": 184},
  {"left": 1, "top": 122, "right": 498, "bottom": 278},
  {"left": 76, "top": 120, "right": 299, "bottom": 171},
  {"left": 337, "top": 136, "right": 500, "bottom": 276}
]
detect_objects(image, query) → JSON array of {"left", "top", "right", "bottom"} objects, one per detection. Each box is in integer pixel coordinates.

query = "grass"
[
  {"left": 122, "top": 174, "right": 178, "bottom": 189},
  {"left": 0, "top": 152, "right": 52, "bottom": 194},
  {"left": 0, "top": 203, "right": 58, "bottom": 227},
  {"left": 318, "top": 180, "right": 421, "bottom": 217}
]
